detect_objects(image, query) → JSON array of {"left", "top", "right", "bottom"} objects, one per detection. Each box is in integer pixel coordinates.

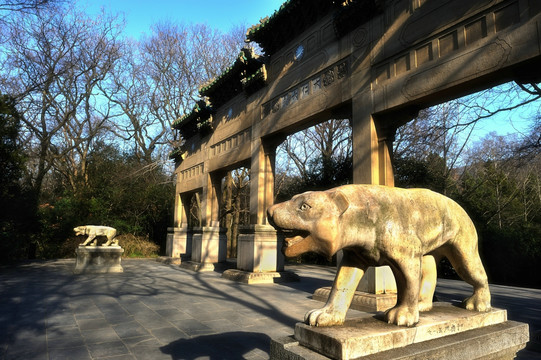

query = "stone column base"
[
  {"left": 222, "top": 269, "right": 299, "bottom": 284},
  {"left": 313, "top": 287, "right": 397, "bottom": 312},
  {"left": 313, "top": 266, "right": 398, "bottom": 312},
  {"left": 237, "top": 225, "right": 284, "bottom": 272},
  {"left": 270, "top": 303, "right": 529, "bottom": 360},
  {"left": 222, "top": 225, "right": 291, "bottom": 284},
  {"left": 180, "top": 261, "right": 218, "bottom": 272},
  {"left": 74, "top": 246, "right": 124, "bottom": 274},
  {"left": 357, "top": 266, "right": 397, "bottom": 294},
  {"left": 193, "top": 226, "right": 227, "bottom": 263},
  {"left": 166, "top": 227, "right": 192, "bottom": 259}
]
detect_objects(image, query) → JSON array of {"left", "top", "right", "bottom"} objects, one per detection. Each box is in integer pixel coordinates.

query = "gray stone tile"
[
  {"left": 87, "top": 340, "right": 130, "bottom": 358},
  {"left": 47, "top": 313, "right": 78, "bottom": 328},
  {"left": 3, "top": 340, "right": 48, "bottom": 360},
  {"left": 46, "top": 304, "right": 72, "bottom": 315},
  {"left": 113, "top": 321, "right": 150, "bottom": 339},
  {"left": 104, "top": 313, "right": 135, "bottom": 325},
  {"left": 100, "top": 355, "right": 137, "bottom": 360},
  {"left": 97, "top": 302, "right": 128, "bottom": 314},
  {"left": 47, "top": 335, "right": 86, "bottom": 349},
  {"left": 119, "top": 303, "right": 151, "bottom": 315},
  {"left": 140, "top": 299, "right": 171, "bottom": 311},
  {"left": 74, "top": 311, "right": 106, "bottom": 320},
  {"left": 155, "top": 308, "right": 192, "bottom": 321},
  {"left": 223, "top": 312, "right": 260, "bottom": 327},
  {"left": 47, "top": 325, "right": 80, "bottom": 339},
  {"left": 48, "top": 346, "right": 92, "bottom": 360},
  {"left": 72, "top": 303, "right": 102, "bottom": 316},
  {"left": 169, "top": 318, "right": 213, "bottom": 335},
  {"left": 193, "top": 309, "right": 233, "bottom": 322},
  {"left": 81, "top": 326, "right": 120, "bottom": 344},
  {"left": 121, "top": 335, "right": 160, "bottom": 348},
  {"left": 77, "top": 318, "right": 110, "bottom": 331},
  {"left": 150, "top": 326, "right": 189, "bottom": 344},
  {"left": 133, "top": 313, "right": 172, "bottom": 330},
  {"left": 201, "top": 319, "right": 239, "bottom": 333},
  {"left": 131, "top": 345, "right": 172, "bottom": 360}
]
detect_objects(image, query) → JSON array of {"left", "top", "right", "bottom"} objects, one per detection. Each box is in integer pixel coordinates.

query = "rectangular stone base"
[
  {"left": 74, "top": 246, "right": 124, "bottom": 274},
  {"left": 270, "top": 303, "right": 529, "bottom": 360}
]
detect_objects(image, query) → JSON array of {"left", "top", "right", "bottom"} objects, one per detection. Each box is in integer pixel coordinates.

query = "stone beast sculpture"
[
  {"left": 267, "top": 185, "right": 491, "bottom": 327},
  {"left": 74, "top": 225, "right": 118, "bottom": 246}
]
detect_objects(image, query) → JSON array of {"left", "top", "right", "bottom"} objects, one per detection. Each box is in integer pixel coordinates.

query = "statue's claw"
[{"left": 304, "top": 307, "right": 345, "bottom": 327}]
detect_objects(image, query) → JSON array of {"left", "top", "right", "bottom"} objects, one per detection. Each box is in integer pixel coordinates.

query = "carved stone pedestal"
[
  {"left": 222, "top": 225, "right": 298, "bottom": 284},
  {"left": 180, "top": 227, "right": 226, "bottom": 272},
  {"left": 270, "top": 303, "right": 529, "bottom": 360},
  {"left": 74, "top": 246, "right": 124, "bottom": 274}
]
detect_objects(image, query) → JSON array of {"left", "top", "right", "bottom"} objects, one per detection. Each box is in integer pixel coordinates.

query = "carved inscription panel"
[{"left": 262, "top": 58, "right": 349, "bottom": 119}]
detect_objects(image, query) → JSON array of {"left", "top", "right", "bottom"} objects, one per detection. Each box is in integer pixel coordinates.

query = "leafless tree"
[
  {"left": 395, "top": 99, "right": 486, "bottom": 194},
  {"left": 105, "top": 21, "right": 246, "bottom": 165},
  {"left": 0, "top": 0, "right": 63, "bottom": 44},
  {"left": 0, "top": 0, "right": 55, "bottom": 12},
  {"left": 276, "top": 118, "right": 351, "bottom": 193},
  {"left": 1, "top": 4, "right": 123, "bottom": 197}
]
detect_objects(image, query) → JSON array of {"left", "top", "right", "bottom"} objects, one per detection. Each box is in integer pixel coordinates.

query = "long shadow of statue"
[{"left": 160, "top": 331, "right": 271, "bottom": 359}]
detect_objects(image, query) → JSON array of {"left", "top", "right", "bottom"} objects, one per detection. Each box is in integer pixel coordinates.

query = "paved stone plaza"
[{"left": 1, "top": 259, "right": 540, "bottom": 359}]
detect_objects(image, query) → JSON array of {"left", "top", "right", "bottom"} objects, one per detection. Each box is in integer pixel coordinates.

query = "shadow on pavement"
[{"left": 160, "top": 331, "right": 271, "bottom": 360}]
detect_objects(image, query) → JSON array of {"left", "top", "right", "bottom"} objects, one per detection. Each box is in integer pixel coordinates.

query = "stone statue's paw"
[
  {"left": 385, "top": 305, "right": 419, "bottom": 327},
  {"left": 417, "top": 301, "right": 433, "bottom": 312},
  {"left": 463, "top": 290, "right": 491, "bottom": 312},
  {"left": 304, "top": 308, "right": 345, "bottom": 327}
]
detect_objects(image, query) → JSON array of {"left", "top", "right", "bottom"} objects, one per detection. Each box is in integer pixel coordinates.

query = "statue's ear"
[{"left": 332, "top": 190, "right": 349, "bottom": 215}]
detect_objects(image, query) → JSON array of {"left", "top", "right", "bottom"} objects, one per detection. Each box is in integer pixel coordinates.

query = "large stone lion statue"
[{"left": 267, "top": 185, "right": 491, "bottom": 327}]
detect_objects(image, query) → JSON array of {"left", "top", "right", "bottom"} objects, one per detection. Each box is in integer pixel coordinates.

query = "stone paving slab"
[{"left": 0, "top": 259, "right": 540, "bottom": 360}]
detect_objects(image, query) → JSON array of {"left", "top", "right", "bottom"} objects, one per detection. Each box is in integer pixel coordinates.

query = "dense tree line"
[{"left": 0, "top": 1, "right": 245, "bottom": 261}]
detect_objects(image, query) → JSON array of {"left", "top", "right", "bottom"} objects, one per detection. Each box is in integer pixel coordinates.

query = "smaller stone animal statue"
[
  {"left": 74, "top": 225, "right": 118, "bottom": 246},
  {"left": 267, "top": 184, "right": 491, "bottom": 327}
]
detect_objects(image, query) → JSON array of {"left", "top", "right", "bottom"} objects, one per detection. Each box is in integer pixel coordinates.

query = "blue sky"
[{"left": 86, "top": 0, "right": 285, "bottom": 37}]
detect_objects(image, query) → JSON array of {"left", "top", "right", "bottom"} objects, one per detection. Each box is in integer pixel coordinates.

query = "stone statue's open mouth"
[{"left": 279, "top": 229, "right": 310, "bottom": 247}]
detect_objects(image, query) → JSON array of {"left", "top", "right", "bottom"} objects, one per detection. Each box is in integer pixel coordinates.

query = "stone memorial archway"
[{"left": 167, "top": 0, "right": 541, "bottom": 283}]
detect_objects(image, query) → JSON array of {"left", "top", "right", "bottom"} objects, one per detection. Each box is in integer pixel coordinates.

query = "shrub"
[{"left": 117, "top": 234, "right": 160, "bottom": 258}]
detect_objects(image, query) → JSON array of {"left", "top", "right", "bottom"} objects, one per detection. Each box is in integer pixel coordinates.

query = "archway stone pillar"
[
  {"left": 166, "top": 193, "right": 193, "bottom": 260},
  {"left": 182, "top": 173, "right": 227, "bottom": 272},
  {"left": 223, "top": 137, "right": 298, "bottom": 284}
]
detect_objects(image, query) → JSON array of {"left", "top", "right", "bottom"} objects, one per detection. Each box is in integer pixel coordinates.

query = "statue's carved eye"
[{"left": 300, "top": 203, "right": 311, "bottom": 211}]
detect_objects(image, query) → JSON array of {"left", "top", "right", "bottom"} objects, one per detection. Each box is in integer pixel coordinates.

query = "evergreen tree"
[{"left": 0, "top": 95, "right": 37, "bottom": 262}]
